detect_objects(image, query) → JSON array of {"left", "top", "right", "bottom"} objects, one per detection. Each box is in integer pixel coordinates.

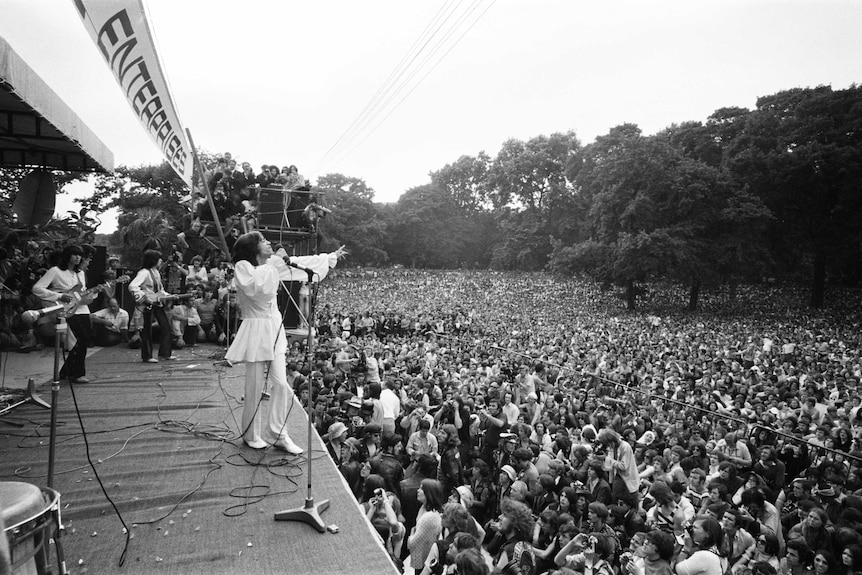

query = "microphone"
[
  {"left": 22, "top": 304, "right": 64, "bottom": 326},
  {"left": 284, "top": 259, "right": 314, "bottom": 276}
]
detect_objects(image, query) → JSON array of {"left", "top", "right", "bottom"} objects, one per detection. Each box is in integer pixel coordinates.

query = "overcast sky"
[{"left": 2, "top": 0, "right": 862, "bottom": 233}]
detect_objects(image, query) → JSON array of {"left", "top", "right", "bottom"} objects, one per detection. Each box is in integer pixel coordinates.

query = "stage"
[{"left": 0, "top": 344, "right": 398, "bottom": 574}]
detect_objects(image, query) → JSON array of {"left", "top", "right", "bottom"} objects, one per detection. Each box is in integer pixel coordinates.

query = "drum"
[{"left": 1, "top": 482, "right": 60, "bottom": 575}]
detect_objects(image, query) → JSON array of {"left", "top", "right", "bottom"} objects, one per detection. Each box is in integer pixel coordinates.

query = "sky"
[{"left": 2, "top": 0, "right": 862, "bottom": 234}]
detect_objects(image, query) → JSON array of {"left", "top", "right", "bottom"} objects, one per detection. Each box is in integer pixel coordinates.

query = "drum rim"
[{"left": 2, "top": 486, "right": 60, "bottom": 533}]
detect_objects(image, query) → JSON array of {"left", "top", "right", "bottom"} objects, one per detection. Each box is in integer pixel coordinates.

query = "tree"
[
  {"left": 384, "top": 183, "right": 469, "bottom": 268},
  {"left": 315, "top": 173, "right": 388, "bottom": 265},
  {"left": 428, "top": 154, "right": 500, "bottom": 267},
  {"left": 488, "top": 132, "right": 580, "bottom": 211},
  {"left": 88, "top": 162, "right": 193, "bottom": 265},
  {"left": 430, "top": 152, "right": 492, "bottom": 211},
  {"left": 554, "top": 125, "right": 767, "bottom": 310},
  {"left": 118, "top": 206, "right": 176, "bottom": 267},
  {"left": 316, "top": 173, "right": 375, "bottom": 203},
  {"left": 726, "top": 86, "right": 862, "bottom": 306}
]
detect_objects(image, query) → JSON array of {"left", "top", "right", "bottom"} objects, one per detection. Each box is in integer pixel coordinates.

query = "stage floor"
[{"left": 0, "top": 344, "right": 398, "bottom": 574}]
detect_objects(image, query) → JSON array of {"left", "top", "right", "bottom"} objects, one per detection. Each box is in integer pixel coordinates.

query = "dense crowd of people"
[
  {"left": 190, "top": 153, "right": 317, "bottom": 246},
  {"left": 296, "top": 269, "right": 862, "bottom": 575},
  {"left": 4, "top": 227, "right": 862, "bottom": 575}
]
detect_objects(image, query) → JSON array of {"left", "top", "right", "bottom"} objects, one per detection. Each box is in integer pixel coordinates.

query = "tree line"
[
  {"left": 5, "top": 85, "right": 860, "bottom": 311},
  {"left": 321, "top": 85, "right": 862, "bottom": 310}
]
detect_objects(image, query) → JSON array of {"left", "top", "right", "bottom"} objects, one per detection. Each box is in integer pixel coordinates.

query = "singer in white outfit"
[{"left": 225, "top": 231, "right": 346, "bottom": 453}]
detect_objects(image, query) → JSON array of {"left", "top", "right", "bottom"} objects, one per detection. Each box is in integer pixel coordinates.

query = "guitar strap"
[{"left": 148, "top": 269, "right": 162, "bottom": 293}]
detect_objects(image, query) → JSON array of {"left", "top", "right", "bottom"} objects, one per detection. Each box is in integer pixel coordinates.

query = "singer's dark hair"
[{"left": 232, "top": 231, "right": 264, "bottom": 266}]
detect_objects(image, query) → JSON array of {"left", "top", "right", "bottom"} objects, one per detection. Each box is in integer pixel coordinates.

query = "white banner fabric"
[{"left": 73, "top": 0, "right": 193, "bottom": 186}]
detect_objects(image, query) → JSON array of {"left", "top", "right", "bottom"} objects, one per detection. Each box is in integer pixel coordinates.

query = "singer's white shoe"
[
  {"left": 243, "top": 438, "right": 267, "bottom": 449},
  {"left": 275, "top": 436, "right": 304, "bottom": 455}
]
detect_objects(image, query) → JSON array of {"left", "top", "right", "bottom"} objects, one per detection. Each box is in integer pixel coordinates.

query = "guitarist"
[
  {"left": 129, "top": 249, "right": 176, "bottom": 363},
  {"left": 31, "top": 244, "right": 94, "bottom": 383}
]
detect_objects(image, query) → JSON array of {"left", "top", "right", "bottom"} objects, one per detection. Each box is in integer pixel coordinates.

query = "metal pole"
[
  {"left": 274, "top": 268, "right": 329, "bottom": 532},
  {"left": 47, "top": 317, "right": 65, "bottom": 489},
  {"left": 186, "top": 129, "right": 230, "bottom": 257},
  {"left": 304, "top": 272, "right": 316, "bottom": 500}
]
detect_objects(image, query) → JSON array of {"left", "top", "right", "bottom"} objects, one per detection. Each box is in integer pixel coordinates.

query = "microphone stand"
[
  {"left": 48, "top": 315, "right": 69, "bottom": 574},
  {"left": 274, "top": 267, "right": 329, "bottom": 532},
  {"left": 47, "top": 315, "right": 66, "bottom": 488}
]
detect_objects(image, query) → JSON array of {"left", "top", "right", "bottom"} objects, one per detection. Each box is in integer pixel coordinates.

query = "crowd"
[
  {"left": 292, "top": 269, "right": 862, "bottom": 575},
  {"left": 5, "top": 230, "right": 862, "bottom": 575},
  {"left": 188, "top": 153, "right": 317, "bottom": 247}
]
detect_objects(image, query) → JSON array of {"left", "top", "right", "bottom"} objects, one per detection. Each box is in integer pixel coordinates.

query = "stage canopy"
[{"left": 0, "top": 36, "right": 113, "bottom": 172}]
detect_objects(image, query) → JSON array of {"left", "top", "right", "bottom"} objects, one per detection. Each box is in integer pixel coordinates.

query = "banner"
[{"left": 73, "top": 0, "right": 193, "bottom": 187}]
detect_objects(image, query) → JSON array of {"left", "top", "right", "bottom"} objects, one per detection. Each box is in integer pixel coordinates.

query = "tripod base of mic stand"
[
  {"left": 274, "top": 497, "right": 330, "bottom": 532},
  {"left": 0, "top": 378, "right": 50, "bottom": 419},
  {"left": 27, "top": 377, "right": 51, "bottom": 409}
]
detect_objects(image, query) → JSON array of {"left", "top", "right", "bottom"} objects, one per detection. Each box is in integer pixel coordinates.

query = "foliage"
[
  {"left": 85, "top": 162, "right": 191, "bottom": 265},
  {"left": 488, "top": 132, "right": 580, "bottom": 211},
  {"left": 552, "top": 124, "right": 771, "bottom": 310},
  {"left": 725, "top": 85, "right": 862, "bottom": 306},
  {"left": 384, "top": 183, "right": 469, "bottom": 268},
  {"left": 20, "top": 86, "right": 859, "bottom": 310},
  {"left": 430, "top": 152, "right": 492, "bottom": 211},
  {"left": 316, "top": 174, "right": 388, "bottom": 265},
  {"left": 0, "top": 167, "right": 96, "bottom": 251}
]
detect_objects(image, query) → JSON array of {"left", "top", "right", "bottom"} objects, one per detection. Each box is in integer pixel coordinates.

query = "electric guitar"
[
  {"left": 26, "top": 276, "right": 131, "bottom": 325},
  {"left": 42, "top": 276, "right": 130, "bottom": 316},
  {"left": 135, "top": 290, "right": 195, "bottom": 311}
]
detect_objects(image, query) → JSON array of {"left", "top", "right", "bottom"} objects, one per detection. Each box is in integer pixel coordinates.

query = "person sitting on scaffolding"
[
  {"left": 284, "top": 164, "right": 309, "bottom": 191},
  {"left": 256, "top": 164, "right": 273, "bottom": 188},
  {"left": 177, "top": 215, "right": 210, "bottom": 264},
  {"left": 222, "top": 188, "right": 250, "bottom": 237}
]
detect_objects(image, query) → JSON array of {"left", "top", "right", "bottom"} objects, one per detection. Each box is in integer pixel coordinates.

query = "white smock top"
[{"left": 225, "top": 250, "right": 338, "bottom": 364}]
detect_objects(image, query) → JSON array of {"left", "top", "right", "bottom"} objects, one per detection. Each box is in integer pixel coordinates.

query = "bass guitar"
[
  {"left": 40, "top": 275, "right": 130, "bottom": 315},
  {"left": 135, "top": 291, "right": 195, "bottom": 311},
  {"left": 63, "top": 275, "right": 130, "bottom": 315},
  {"left": 25, "top": 275, "right": 131, "bottom": 325}
]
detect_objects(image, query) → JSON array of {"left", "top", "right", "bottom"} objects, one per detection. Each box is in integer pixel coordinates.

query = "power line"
[
  {"left": 328, "top": 0, "right": 497, "bottom": 169},
  {"left": 316, "top": 0, "right": 496, "bottom": 174},
  {"left": 330, "top": 0, "right": 485, "bottom": 165},
  {"left": 315, "top": 0, "right": 459, "bottom": 168}
]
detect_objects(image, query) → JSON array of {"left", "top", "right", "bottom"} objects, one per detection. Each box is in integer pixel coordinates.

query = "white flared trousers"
[{"left": 240, "top": 330, "right": 295, "bottom": 446}]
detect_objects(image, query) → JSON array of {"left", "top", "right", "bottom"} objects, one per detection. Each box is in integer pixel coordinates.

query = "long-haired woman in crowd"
[
  {"left": 734, "top": 533, "right": 781, "bottom": 575},
  {"left": 408, "top": 479, "right": 446, "bottom": 572},
  {"left": 839, "top": 545, "right": 862, "bottom": 575},
  {"left": 530, "top": 420, "right": 554, "bottom": 454},
  {"left": 789, "top": 508, "right": 831, "bottom": 553},
  {"left": 814, "top": 550, "right": 841, "bottom": 575},
  {"left": 418, "top": 502, "right": 473, "bottom": 575},
  {"left": 675, "top": 516, "right": 727, "bottom": 575}
]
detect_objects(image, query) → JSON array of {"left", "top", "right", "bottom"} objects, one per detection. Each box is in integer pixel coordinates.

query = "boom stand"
[{"left": 274, "top": 269, "right": 329, "bottom": 532}]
